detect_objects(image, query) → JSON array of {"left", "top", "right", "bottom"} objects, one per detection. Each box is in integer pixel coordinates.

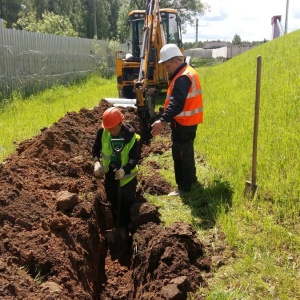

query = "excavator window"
[
  {"left": 129, "top": 17, "right": 144, "bottom": 59},
  {"left": 129, "top": 10, "right": 181, "bottom": 59},
  {"left": 168, "top": 13, "right": 180, "bottom": 43},
  {"left": 161, "top": 12, "right": 181, "bottom": 47}
]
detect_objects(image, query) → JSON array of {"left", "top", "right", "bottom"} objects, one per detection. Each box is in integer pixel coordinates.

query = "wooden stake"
[{"left": 244, "top": 55, "right": 262, "bottom": 198}]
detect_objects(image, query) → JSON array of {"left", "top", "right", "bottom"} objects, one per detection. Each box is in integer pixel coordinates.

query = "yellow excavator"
[{"left": 105, "top": 0, "right": 188, "bottom": 121}]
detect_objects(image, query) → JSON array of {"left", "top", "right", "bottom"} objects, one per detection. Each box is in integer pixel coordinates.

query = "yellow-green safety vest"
[{"left": 101, "top": 130, "right": 139, "bottom": 187}]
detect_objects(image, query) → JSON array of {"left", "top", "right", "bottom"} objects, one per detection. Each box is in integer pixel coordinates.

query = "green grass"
[
  {"left": 1, "top": 30, "right": 300, "bottom": 299},
  {"left": 144, "top": 30, "right": 300, "bottom": 299},
  {"left": 0, "top": 76, "right": 117, "bottom": 161}
]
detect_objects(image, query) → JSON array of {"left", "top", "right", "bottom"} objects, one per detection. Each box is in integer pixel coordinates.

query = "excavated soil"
[{"left": 0, "top": 100, "right": 226, "bottom": 300}]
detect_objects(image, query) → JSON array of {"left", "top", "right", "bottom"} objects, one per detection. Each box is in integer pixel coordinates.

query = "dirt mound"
[{"left": 0, "top": 100, "right": 213, "bottom": 299}]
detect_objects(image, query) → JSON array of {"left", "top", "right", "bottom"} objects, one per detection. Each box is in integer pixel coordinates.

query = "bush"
[{"left": 191, "top": 57, "right": 220, "bottom": 68}]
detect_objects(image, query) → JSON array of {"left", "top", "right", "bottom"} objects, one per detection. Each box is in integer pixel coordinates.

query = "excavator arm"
[{"left": 134, "top": 0, "right": 167, "bottom": 120}]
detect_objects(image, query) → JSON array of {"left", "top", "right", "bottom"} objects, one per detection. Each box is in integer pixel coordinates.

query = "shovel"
[
  {"left": 106, "top": 138, "right": 124, "bottom": 255},
  {"left": 244, "top": 55, "right": 262, "bottom": 198}
]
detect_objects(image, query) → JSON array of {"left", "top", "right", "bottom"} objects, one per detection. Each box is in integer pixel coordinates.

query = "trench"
[
  {"left": 89, "top": 103, "right": 210, "bottom": 299},
  {"left": 0, "top": 100, "right": 212, "bottom": 300}
]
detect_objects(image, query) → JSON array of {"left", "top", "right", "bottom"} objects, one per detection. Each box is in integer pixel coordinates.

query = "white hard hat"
[
  {"left": 158, "top": 44, "right": 183, "bottom": 64},
  {"left": 125, "top": 53, "right": 133, "bottom": 60}
]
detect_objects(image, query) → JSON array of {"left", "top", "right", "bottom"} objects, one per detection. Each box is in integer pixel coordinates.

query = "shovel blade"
[
  {"left": 244, "top": 180, "right": 258, "bottom": 198},
  {"left": 106, "top": 228, "right": 129, "bottom": 259},
  {"left": 106, "top": 229, "right": 119, "bottom": 255}
]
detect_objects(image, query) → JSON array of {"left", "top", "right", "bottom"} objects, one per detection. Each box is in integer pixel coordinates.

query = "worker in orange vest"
[{"left": 151, "top": 44, "right": 203, "bottom": 196}]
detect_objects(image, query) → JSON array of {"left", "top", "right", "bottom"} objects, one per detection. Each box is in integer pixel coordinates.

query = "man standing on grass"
[{"left": 151, "top": 44, "right": 203, "bottom": 196}]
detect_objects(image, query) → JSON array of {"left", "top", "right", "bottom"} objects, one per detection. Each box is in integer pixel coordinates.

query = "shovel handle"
[
  {"left": 115, "top": 179, "right": 121, "bottom": 228},
  {"left": 110, "top": 138, "right": 124, "bottom": 228},
  {"left": 252, "top": 55, "right": 262, "bottom": 186}
]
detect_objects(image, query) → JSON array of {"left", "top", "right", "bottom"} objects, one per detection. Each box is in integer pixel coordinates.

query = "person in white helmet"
[
  {"left": 151, "top": 44, "right": 203, "bottom": 196},
  {"left": 123, "top": 52, "right": 133, "bottom": 61}
]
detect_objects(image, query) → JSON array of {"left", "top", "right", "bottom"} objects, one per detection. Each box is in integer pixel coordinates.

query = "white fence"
[
  {"left": 185, "top": 48, "right": 212, "bottom": 59},
  {"left": 185, "top": 45, "right": 253, "bottom": 60},
  {"left": 212, "top": 46, "right": 253, "bottom": 59},
  {"left": 0, "top": 19, "right": 126, "bottom": 98}
]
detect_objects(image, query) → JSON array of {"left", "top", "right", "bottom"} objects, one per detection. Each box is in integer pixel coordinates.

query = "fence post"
[{"left": 0, "top": 18, "right": 4, "bottom": 38}]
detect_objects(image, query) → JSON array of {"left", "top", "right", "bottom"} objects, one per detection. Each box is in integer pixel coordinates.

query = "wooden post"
[{"left": 244, "top": 55, "right": 262, "bottom": 198}]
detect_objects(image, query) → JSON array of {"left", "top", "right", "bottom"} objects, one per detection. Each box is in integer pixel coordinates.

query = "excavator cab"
[{"left": 129, "top": 9, "right": 182, "bottom": 61}]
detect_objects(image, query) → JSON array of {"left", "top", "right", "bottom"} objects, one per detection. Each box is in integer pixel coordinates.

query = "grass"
[
  {"left": 1, "top": 30, "right": 300, "bottom": 299},
  {"left": 20, "top": 264, "right": 48, "bottom": 285},
  {"left": 0, "top": 76, "right": 117, "bottom": 161},
  {"left": 145, "top": 30, "right": 300, "bottom": 299}
]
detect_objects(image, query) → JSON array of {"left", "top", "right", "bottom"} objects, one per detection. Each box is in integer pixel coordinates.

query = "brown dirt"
[{"left": 0, "top": 100, "right": 226, "bottom": 300}]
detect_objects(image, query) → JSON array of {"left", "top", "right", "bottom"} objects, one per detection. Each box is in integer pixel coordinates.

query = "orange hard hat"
[{"left": 102, "top": 107, "right": 124, "bottom": 129}]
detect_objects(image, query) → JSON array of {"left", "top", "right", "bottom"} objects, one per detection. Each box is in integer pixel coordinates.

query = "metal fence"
[{"left": 0, "top": 19, "right": 126, "bottom": 99}]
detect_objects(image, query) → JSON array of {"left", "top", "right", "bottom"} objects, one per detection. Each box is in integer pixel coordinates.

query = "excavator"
[{"left": 105, "top": 0, "right": 188, "bottom": 121}]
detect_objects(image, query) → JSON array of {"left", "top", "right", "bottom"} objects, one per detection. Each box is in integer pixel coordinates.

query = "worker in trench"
[
  {"left": 92, "top": 107, "right": 140, "bottom": 252},
  {"left": 151, "top": 44, "right": 203, "bottom": 196}
]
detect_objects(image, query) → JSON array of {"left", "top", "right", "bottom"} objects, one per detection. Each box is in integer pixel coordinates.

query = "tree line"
[
  {"left": 0, "top": 0, "right": 206, "bottom": 41},
  {"left": 183, "top": 35, "right": 267, "bottom": 50}
]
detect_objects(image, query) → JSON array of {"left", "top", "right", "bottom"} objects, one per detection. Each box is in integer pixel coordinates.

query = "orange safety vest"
[{"left": 164, "top": 65, "right": 203, "bottom": 126}]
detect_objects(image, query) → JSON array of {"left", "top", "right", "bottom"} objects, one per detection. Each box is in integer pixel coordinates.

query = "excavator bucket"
[{"left": 104, "top": 98, "right": 136, "bottom": 108}]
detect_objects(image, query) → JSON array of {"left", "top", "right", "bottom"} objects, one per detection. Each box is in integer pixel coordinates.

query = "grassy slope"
[
  {"left": 192, "top": 31, "right": 300, "bottom": 299},
  {"left": 147, "top": 31, "right": 300, "bottom": 299},
  {"left": 0, "top": 76, "right": 117, "bottom": 161},
  {"left": 198, "top": 31, "right": 299, "bottom": 203},
  {"left": 1, "top": 31, "right": 299, "bottom": 299}
]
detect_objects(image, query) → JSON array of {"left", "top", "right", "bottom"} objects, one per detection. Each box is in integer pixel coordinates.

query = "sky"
[{"left": 182, "top": 0, "right": 300, "bottom": 42}]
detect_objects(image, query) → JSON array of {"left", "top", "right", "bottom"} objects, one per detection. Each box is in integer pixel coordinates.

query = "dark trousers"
[
  {"left": 104, "top": 168, "right": 137, "bottom": 230},
  {"left": 172, "top": 139, "right": 197, "bottom": 192}
]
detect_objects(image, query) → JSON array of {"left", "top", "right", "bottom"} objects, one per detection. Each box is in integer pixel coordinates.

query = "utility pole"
[
  {"left": 285, "top": 0, "right": 289, "bottom": 34},
  {"left": 94, "top": 0, "right": 97, "bottom": 38},
  {"left": 195, "top": 19, "right": 198, "bottom": 42}
]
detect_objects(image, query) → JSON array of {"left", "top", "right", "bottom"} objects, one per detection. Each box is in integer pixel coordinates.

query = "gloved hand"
[
  {"left": 94, "top": 161, "right": 104, "bottom": 178},
  {"left": 115, "top": 168, "right": 125, "bottom": 180}
]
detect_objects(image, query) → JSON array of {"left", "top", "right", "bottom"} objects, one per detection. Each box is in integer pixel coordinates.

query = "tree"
[
  {"left": 0, "top": 0, "right": 23, "bottom": 27},
  {"left": 116, "top": 0, "right": 135, "bottom": 42},
  {"left": 95, "top": 0, "right": 111, "bottom": 39},
  {"left": 14, "top": 10, "right": 78, "bottom": 37},
  {"left": 2, "top": 0, "right": 207, "bottom": 41},
  {"left": 232, "top": 34, "right": 241, "bottom": 45},
  {"left": 183, "top": 41, "right": 203, "bottom": 49},
  {"left": 19, "top": 0, "right": 88, "bottom": 37},
  {"left": 78, "top": 0, "right": 113, "bottom": 40},
  {"left": 128, "top": 0, "right": 207, "bottom": 28},
  {"left": 68, "top": 0, "right": 86, "bottom": 37},
  {"left": 107, "top": 0, "right": 119, "bottom": 40},
  {"left": 116, "top": 0, "right": 207, "bottom": 43}
]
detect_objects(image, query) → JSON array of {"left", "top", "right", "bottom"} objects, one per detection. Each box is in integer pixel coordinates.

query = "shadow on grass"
[{"left": 180, "top": 180, "right": 233, "bottom": 230}]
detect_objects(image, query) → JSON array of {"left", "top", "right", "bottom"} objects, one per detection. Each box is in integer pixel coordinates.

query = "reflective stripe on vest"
[
  {"left": 101, "top": 130, "right": 139, "bottom": 187},
  {"left": 164, "top": 65, "right": 203, "bottom": 126},
  {"left": 177, "top": 106, "right": 203, "bottom": 117}
]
